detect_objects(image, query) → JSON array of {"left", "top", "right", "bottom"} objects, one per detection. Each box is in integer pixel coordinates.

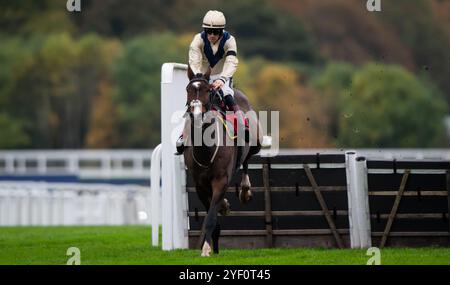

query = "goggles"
[{"left": 204, "top": 28, "right": 222, "bottom": 35}]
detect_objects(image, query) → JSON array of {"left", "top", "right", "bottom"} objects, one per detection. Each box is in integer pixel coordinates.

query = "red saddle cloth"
[
  {"left": 211, "top": 106, "right": 249, "bottom": 135},
  {"left": 225, "top": 113, "right": 249, "bottom": 135}
]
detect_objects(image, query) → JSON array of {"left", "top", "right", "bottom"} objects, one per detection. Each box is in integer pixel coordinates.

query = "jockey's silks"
[
  {"left": 189, "top": 30, "right": 238, "bottom": 79},
  {"left": 201, "top": 31, "right": 230, "bottom": 68}
]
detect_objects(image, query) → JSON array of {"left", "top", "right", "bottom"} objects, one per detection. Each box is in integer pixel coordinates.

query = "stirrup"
[{"left": 175, "top": 135, "right": 185, "bottom": 155}]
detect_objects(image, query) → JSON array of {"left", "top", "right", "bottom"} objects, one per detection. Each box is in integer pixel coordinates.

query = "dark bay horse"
[{"left": 182, "top": 67, "right": 262, "bottom": 256}]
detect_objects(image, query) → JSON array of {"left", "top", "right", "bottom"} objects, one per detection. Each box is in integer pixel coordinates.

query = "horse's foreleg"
[
  {"left": 195, "top": 185, "right": 212, "bottom": 250},
  {"left": 211, "top": 224, "right": 221, "bottom": 254},
  {"left": 239, "top": 161, "right": 252, "bottom": 204},
  {"left": 201, "top": 176, "right": 227, "bottom": 257}
]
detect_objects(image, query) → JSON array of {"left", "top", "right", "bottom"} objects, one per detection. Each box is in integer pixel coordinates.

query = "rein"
[
  {"left": 186, "top": 77, "right": 220, "bottom": 169},
  {"left": 190, "top": 118, "right": 220, "bottom": 169}
]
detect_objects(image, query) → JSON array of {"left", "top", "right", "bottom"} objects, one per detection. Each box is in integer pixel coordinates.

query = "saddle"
[{"left": 210, "top": 90, "right": 249, "bottom": 139}]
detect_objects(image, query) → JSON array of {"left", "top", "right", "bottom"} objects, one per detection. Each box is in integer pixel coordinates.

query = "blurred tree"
[
  {"left": 4, "top": 33, "right": 121, "bottom": 148},
  {"left": 277, "top": 0, "right": 414, "bottom": 69},
  {"left": 85, "top": 80, "right": 120, "bottom": 148},
  {"left": 74, "top": 0, "right": 319, "bottom": 63},
  {"left": 113, "top": 32, "right": 189, "bottom": 148},
  {"left": 431, "top": 0, "right": 450, "bottom": 28},
  {"left": 0, "top": 113, "right": 30, "bottom": 148},
  {"left": 0, "top": 36, "right": 36, "bottom": 111},
  {"left": 337, "top": 63, "right": 448, "bottom": 147},
  {"left": 313, "top": 62, "right": 356, "bottom": 141},
  {"left": 382, "top": 0, "right": 450, "bottom": 103},
  {"left": 74, "top": 0, "right": 200, "bottom": 37},
  {"left": 215, "top": 0, "right": 319, "bottom": 63},
  {"left": 239, "top": 59, "right": 331, "bottom": 148},
  {"left": 1, "top": 0, "right": 448, "bottom": 150},
  {"left": 0, "top": 0, "right": 75, "bottom": 35}
]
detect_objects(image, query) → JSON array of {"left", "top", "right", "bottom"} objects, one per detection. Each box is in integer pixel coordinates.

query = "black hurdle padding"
[
  {"left": 189, "top": 215, "right": 351, "bottom": 231},
  {"left": 367, "top": 160, "right": 450, "bottom": 170},
  {"left": 272, "top": 215, "right": 349, "bottom": 230},
  {"left": 368, "top": 173, "right": 446, "bottom": 191},
  {"left": 368, "top": 196, "right": 448, "bottom": 214},
  {"left": 271, "top": 191, "right": 348, "bottom": 211},
  {"left": 186, "top": 168, "right": 264, "bottom": 187},
  {"left": 189, "top": 216, "right": 266, "bottom": 231},
  {"left": 188, "top": 188, "right": 349, "bottom": 212},
  {"left": 222, "top": 191, "right": 264, "bottom": 211},
  {"left": 259, "top": 154, "right": 345, "bottom": 165},
  {"left": 228, "top": 168, "right": 264, "bottom": 187},
  {"left": 187, "top": 191, "right": 265, "bottom": 211},
  {"left": 245, "top": 155, "right": 269, "bottom": 164},
  {"left": 369, "top": 217, "right": 449, "bottom": 232},
  {"left": 268, "top": 168, "right": 347, "bottom": 187}
]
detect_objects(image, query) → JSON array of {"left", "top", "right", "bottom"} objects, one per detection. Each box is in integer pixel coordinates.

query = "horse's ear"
[
  {"left": 187, "top": 65, "right": 195, "bottom": 81},
  {"left": 205, "top": 68, "right": 211, "bottom": 81}
]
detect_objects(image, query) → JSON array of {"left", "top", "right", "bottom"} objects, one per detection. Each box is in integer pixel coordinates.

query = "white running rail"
[
  {"left": 0, "top": 182, "right": 150, "bottom": 226},
  {"left": 0, "top": 150, "right": 152, "bottom": 179}
]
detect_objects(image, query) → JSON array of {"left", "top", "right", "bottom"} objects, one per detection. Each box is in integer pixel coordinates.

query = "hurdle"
[{"left": 150, "top": 63, "right": 450, "bottom": 250}]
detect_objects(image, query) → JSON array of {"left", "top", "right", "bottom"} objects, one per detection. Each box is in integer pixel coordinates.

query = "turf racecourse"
[{"left": 0, "top": 226, "right": 449, "bottom": 265}]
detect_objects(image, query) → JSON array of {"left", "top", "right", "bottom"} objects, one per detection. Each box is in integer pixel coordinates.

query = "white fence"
[
  {"left": 0, "top": 150, "right": 151, "bottom": 179},
  {"left": 1, "top": 149, "right": 448, "bottom": 180},
  {"left": 0, "top": 182, "right": 151, "bottom": 226},
  {"left": 264, "top": 149, "right": 450, "bottom": 160}
]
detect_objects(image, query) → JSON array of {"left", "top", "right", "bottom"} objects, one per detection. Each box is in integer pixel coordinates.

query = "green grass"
[{"left": 0, "top": 226, "right": 449, "bottom": 265}]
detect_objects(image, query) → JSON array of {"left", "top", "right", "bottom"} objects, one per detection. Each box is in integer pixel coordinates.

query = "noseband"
[{"left": 186, "top": 77, "right": 213, "bottom": 112}]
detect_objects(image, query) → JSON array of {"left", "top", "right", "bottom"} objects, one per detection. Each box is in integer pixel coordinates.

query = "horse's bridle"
[
  {"left": 186, "top": 77, "right": 214, "bottom": 113},
  {"left": 185, "top": 77, "right": 220, "bottom": 169}
]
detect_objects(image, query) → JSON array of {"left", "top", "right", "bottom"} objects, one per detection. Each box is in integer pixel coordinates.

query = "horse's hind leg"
[{"left": 239, "top": 160, "right": 252, "bottom": 204}]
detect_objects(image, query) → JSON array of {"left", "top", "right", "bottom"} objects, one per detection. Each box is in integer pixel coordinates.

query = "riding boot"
[
  {"left": 223, "top": 95, "right": 247, "bottom": 144},
  {"left": 232, "top": 105, "right": 248, "bottom": 144},
  {"left": 175, "top": 134, "right": 184, "bottom": 155}
]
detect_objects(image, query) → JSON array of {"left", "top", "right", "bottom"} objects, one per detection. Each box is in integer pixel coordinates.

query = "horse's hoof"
[
  {"left": 239, "top": 188, "right": 252, "bottom": 204},
  {"left": 219, "top": 198, "right": 231, "bottom": 216},
  {"left": 201, "top": 241, "right": 211, "bottom": 257}
]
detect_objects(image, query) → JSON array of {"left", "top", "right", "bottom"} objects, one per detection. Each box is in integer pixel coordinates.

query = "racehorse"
[{"left": 182, "top": 66, "right": 263, "bottom": 256}]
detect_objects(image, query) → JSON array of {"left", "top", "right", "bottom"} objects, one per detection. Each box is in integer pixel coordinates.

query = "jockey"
[{"left": 176, "top": 10, "right": 246, "bottom": 154}]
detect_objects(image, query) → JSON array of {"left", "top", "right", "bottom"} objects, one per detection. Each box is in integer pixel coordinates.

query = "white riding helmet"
[{"left": 202, "top": 10, "right": 226, "bottom": 29}]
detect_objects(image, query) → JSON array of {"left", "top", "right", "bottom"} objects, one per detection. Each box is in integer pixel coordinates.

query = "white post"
[
  {"left": 345, "top": 151, "right": 372, "bottom": 248},
  {"left": 6, "top": 154, "right": 14, "bottom": 173},
  {"left": 160, "top": 63, "right": 189, "bottom": 250},
  {"left": 345, "top": 151, "right": 359, "bottom": 248},
  {"left": 150, "top": 144, "right": 162, "bottom": 246},
  {"left": 38, "top": 154, "right": 47, "bottom": 174},
  {"left": 172, "top": 154, "right": 189, "bottom": 249},
  {"left": 101, "top": 154, "right": 111, "bottom": 178},
  {"left": 354, "top": 156, "right": 372, "bottom": 248}
]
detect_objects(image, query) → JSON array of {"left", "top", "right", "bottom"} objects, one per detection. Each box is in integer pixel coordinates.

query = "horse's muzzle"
[{"left": 190, "top": 99, "right": 203, "bottom": 128}]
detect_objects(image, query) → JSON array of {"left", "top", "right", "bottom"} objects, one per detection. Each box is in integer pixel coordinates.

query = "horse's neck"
[{"left": 190, "top": 118, "right": 222, "bottom": 164}]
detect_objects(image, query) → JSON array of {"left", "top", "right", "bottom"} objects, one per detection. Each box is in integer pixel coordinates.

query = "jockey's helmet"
[{"left": 202, "top": 10, "right": 226, "bottom": 29}]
